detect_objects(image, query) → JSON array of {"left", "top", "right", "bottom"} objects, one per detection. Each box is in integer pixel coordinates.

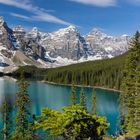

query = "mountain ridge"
[{"left": 0, "top": 16, "right": 131, "bottom": 73}]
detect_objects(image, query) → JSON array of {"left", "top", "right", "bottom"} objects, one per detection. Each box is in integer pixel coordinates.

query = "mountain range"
[{"left": 0, "top": 16, "right": 130, "bottom": 73}]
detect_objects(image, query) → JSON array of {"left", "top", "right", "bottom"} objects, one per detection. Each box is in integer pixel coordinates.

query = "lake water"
[{"left": 0, "top": 77, "right": 120, "bottom": 136}]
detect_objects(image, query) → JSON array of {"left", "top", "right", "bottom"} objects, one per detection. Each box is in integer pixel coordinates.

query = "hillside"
[
  {"left": 45, "top": 52, "right": 129, "bottom": 90},
  {"left": 13, "top": 51, "right": 129, "bottom": 90}
]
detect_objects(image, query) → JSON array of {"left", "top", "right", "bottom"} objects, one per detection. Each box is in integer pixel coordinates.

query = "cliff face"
[
  {"left": 85, "top": 28, "right": 130, "bottom": 59},
  {"left": 40, "top": 25, "right": 89, "bottom": 60},
  {"left": 0, "top": 16, "right": 131, "bottom": 72},
  {"left": 0, "top": 17, "right": 14, "bottom": 50}
]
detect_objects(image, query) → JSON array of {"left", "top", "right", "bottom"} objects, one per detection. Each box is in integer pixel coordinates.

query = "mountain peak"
[
  {"left": 57, "top": 25, "right": 77, "bottom": 33},
  {"left": 66, "top": 25, "right": 77, "bottom": 32},
  {"left": 91, "top": 28, "right": 105, "bottom": 34},
  {"left": 31, "top": 27, "right": 39, "bottom": 33},
  {"left": 68, "top": 25, "right": 76, "bottom": 29},
  {"left": 13, "top": 25, "right": 25, "bottom": 32},
  {"left": 52, "top": 25, "right": 78, "bottom": 38},
  {"left": 27, "top": 26, "right": 41, "bottom": 40},
  {"left": 86, "top": 28, "right": 107, "bottom": 38}
]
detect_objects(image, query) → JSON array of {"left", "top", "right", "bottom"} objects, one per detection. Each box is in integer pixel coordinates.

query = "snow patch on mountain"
[
  {"left": 85, "top": 28, "right": 130, "bottom": 59},
  {"left": 0, "top": 16, "right": 131, "bottom": 72},
  {"left": 0, "top": 55, "right": 4, "bottom": 63}
]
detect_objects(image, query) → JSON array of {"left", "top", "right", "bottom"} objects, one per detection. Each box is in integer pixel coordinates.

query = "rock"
[
  {"left": 85, "top": 28, "right": 130, "bottom": 59},
  {"left": 41, "top": 25, "right": 89, "bottom": 60},
  {"left": 0, "top": 16, "right": 14, "bottom": 50},
  {"left": 0, "top": 16, "right": 131, "bottom": 71}
]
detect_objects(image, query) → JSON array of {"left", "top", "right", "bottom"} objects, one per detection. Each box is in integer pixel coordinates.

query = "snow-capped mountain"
[
  {"left": 85, "top": 28, "right": 130, "bottom": 59},
  {"left": 0, "top": 16, "right": 130, "bottom": 73},
  {"left": 41, "top": 25, "right": 89, "bottom": 60}
]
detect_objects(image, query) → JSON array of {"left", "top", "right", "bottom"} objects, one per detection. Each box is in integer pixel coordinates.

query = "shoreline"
[
  {"left": 42, "top": 80, "right": 122, "bottom": 93},
  {"left": 0, "top": 75, "right": 122, "bottom": 93}
]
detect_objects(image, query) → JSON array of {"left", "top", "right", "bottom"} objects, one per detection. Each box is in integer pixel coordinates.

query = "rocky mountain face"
[
  {"left": 0, "top": 17, "right": 14, "bottom": 50},
  {"left": 13, "top": 26, "right": 45, "bottom": 59},
  {"left": 85, "top": 29, "right": 130, "bottom": 59},
  {"left": 41, "top": 26, "right": 89, "bottom": 60},
  {"left": 0, "top": 16, "right": 130, "bottom": 73}
]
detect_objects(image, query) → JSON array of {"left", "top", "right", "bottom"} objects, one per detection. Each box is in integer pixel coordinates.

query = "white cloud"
[
  {"left": 32, "top": 12, "right": 71, "bottom": 25},
  {"left": 10, "top": 13, "right": 31, "bottom": 20},
  {"left": 10, "top": 12, "right": 72, "bottom": 26},
  {"left": 0, "top": 0, "right": 72, "bottom": 25},
  {"left": 69, "top": 0, "right": 116, "bottom": 7}
]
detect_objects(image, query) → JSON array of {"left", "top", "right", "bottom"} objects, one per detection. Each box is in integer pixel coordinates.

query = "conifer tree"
[
  {"left": 121, "top": 31, "right": 140, "bottom": 132},
  {"left": 0, "top": 97, "right": 12, "bottom": 140},
  {"left": 80, "top": 87, "right": 86, "bottom": 109},
  {"left": 14, "top": 71, "right": 31, "bottom": 140},
  {"left": 118, "top": 91, "right": 126, "bottom": 132},
  {"left": 70, "top": 83, "right": 77, "bottom": 105},
  {"left": 134, "top": 65, "right": 140, "bottom": 131},
  {"left": 28, "top": 114, "right": 40, "bottom": 140},
  {"left": 91, "top": 89, "right": 96, "bottom": 115}
]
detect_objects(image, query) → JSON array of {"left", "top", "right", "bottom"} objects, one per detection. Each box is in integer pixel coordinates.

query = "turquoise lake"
[{"left": 0, "top": 77, "right": 120, "bottom": 136}]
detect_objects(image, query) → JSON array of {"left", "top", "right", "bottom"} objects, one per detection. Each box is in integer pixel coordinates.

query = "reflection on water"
[{"left": 0, "top": 77, "right": 119, "bottom": 135}]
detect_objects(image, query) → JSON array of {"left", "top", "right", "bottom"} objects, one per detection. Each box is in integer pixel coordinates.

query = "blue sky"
[{"left": 0, "top": 0, "right": 140, "bottom": 36}]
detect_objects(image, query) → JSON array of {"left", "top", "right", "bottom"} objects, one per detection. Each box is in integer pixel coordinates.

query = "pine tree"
[
  {"left": 14, "top": 71, "right": 31, "bottom": 140},
  {"left": 28, "top": 114, "right": 40, "bottom": 140},
  {"left": 134, "top": 65, "right": 140, "bottom": 131},
  {"left": 70, "top": 83, "right": 77, "bottom": 105},
  {"left": 91, "top": 89, "right": 96, "bottom": 115},
  {"left": 118, "top": 91, "right": 126, "bottom": 132},
  {"left": 80, "top": 87, "right": 86, "bottom": 109},
  {"left": 121, "top": 31, "right": 140, "bottom": 133},
  {"left": 0, "top": 97, "right": 12, "bottom": 140}
]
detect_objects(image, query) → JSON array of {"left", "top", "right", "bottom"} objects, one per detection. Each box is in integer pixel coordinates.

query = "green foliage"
[
  {"left": 70, "top": 83, "right": 77, "bottom": 105},
  {"left": 13, "top": 71, "right": 31, "bottom": 140},
  {"left": 91, "top": 89, "right": 97, "bottom": 115},
  {"left": 13, "top": 51, "right": 129, "bottom": 90},
  {"left": 80, "top": 87, "right": 86, "bottom": 109},
  {"left": 0, "top": 98, "right": 12, "bottom": 140},
  {"left": 134, "top": 65, "right": 140, "bottom": 131},
  {"left": 120, "top": 31, "right": 140, "bottom": 133},
  {"left": 28, "top": 114, "right": 40, "bottom": 140},
  {"left": 45, "top": 52, "right": 128, "bottom": 90},
  {"left": 12, "top": 65, "right": 47, "bottom": 80},
  {"left": 118, "top": 89, "right": 126, "bottom": 132},
  {"left": 37, "top": 105, "right": 109, "bottom": 140}
]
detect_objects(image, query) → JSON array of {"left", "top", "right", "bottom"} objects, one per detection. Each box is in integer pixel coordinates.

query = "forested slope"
[
  {"left": 13, "top": 51, "right": 129, "bottom": 90},
  {"left": 45, "top": 52, "right": 129, "bottom": 90}
]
